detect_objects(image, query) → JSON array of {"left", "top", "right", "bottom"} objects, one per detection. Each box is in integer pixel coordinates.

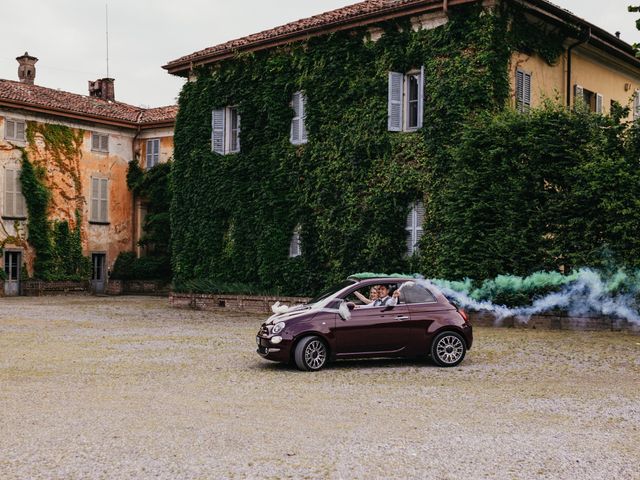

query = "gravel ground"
[{"left": 0, "top": 296, "right": 638, "bottom": 480}]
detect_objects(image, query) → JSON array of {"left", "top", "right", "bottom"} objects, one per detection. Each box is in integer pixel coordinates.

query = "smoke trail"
[{"left": 427, "top": 268, "right": 640, "bottom": 326}]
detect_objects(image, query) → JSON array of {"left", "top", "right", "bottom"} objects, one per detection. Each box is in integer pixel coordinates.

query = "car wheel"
[
  {"left": 430, "top": 331, "right": 466, "bottom": 367},
  {"left": 294, "top": 336, "right": 328, "bottom": 371}
]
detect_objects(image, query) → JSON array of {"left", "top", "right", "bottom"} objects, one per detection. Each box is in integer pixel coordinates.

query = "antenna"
[{"left": 105, "top": 2, "right": 110, "bottom": 78}]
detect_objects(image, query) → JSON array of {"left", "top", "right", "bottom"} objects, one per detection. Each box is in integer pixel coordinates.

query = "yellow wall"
[{"left": 509, "top": 46, "right": 640, "bottom": 119}]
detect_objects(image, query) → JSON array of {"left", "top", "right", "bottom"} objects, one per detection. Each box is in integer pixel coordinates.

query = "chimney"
[
  {"left": 615, "top": 31, "right": 621, "bottom": 39},
  {"left": 88, "top": 78, "right": 116, "bottom": 101},
  {"left": 17, "top": 52, "right": 38, "bottom": 85}
]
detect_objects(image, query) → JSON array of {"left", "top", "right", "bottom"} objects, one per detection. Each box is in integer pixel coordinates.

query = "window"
[
  {"left": 399, "top": 283, "right": 436, "bottom": 304},
  {"left": 289, "top": 225, "right": 301, "bottom": 258},
  {"left": 634, "top": 90, "right": 640, "bottom": 120},
  {"left": 3, "top": 168, "right": 26, "bottom": 218},
  {"left": 146, "top": 138, "right": 160, "bottom": 169},
  {"left": 388, "top": 67, "right": 424, "bottom": 132},
  {"left": 574, "top": 85, "right": 603, "bottom": 113},
  {"left": 4, "top": 119, "right": 26, "bottom": 142},
  {"left": 90, "top": 177, "right": 108, "bottom": 223},
  {"left": 290, "top": 91, "right": 308, "bottom": 145},
  {"left": 212, "top": 107, "right": 240, "bottom": 154},
  {"left": 405, "top": 201, "right": 425, "bottom": 256},
  {"left": 91, "top": 133, "right": 109, "bottom": 152},
  {"left": 515, "top": 69, "right": 531, "bottom": 113}
]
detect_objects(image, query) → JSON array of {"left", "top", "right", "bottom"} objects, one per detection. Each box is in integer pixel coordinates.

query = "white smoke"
[{"left": 426, "top": 269, "right": 640, "bottom": 326}]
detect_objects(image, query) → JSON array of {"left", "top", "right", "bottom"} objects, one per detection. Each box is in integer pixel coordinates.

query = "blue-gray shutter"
[
  {"left": 15, "top": 121, "right": 25, "bottom": 141},
  {"left": 417, "top": 66, "right": 424, "bottom": 129},
  {"left": 300, "top": 93, "right": 308, "bottom": 143},
  {"left": 99, "top": 178, "right": 108, "bottom": 222},
  {"left": 212, "top": 109, "right": 225, "bottom": 154},
  {"left": 91, "top": 177, "right": 99, "bottom": 221},
  {"left": 291, "top": 92, "right": 301, "bottom": 144},
  {"left": 5, "top": 120, "right": 15, "bottom": 139},
  {"left": 388, "top": 72, "right": 403, "bottom": 131}
]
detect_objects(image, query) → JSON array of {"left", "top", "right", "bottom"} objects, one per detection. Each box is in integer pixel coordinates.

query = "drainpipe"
[
  {"left": 566, "top": 26, "right": 591, "bottom": 107},
  {"left": 443, "top": 0, "right": 449, "bottom": 14},
  {"left": 131, "top": 124, "right": 141, "bottom": 254}
]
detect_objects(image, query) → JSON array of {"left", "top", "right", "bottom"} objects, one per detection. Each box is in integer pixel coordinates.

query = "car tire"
[
  {"left": 430, "top": 331, "right": 466, "bottom": 367},
  {"left": 294, "top": 336, "right": 328, "bottom": 371}
]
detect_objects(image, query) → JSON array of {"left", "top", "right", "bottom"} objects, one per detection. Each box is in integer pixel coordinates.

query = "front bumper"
[{"left": 256, "top": 335, "right": 292, "bottom": 362}]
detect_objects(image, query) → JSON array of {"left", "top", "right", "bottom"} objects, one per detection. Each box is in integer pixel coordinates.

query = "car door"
[{"left": 334, "top": 298, "right": 412, "bottom": 356}]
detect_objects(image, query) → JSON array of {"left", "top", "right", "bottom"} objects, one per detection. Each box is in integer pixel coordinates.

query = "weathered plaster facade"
[{"left": 0, "top": 59, "right": 175, "bottom": 293}]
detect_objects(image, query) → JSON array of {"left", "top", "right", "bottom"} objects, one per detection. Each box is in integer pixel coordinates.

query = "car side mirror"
[{"left": 346, "top": 302, "right": 355, "bottom": 311}]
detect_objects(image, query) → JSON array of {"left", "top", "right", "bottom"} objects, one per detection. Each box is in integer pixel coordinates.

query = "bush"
[{"left": 111, "top": 252, "right": 171, "bottom": 281}]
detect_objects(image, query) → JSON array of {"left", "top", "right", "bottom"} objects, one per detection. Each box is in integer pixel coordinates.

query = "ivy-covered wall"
[{"left": 172, "top": 4, "right": 525, "bottom": 295}]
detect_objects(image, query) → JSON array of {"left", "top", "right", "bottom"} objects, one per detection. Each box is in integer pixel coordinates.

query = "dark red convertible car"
[{"left": 256, "top": 275, "right": 472, "bottom": 371}]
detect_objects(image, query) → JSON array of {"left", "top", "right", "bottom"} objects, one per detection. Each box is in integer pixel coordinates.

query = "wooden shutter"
[
  {"left": 635, "top": 91, "right": 640, "bottom": 120},
  {"left": 388, "top": 72, "right": 403, "bottom": 131},
  {"left": 523, "top": 72, "right": 531, "bottom": 110},
  {"left": 92, "top": 134, "right": 100, "bottom": 151},
  {"left": 300, "top": 93, "right": 308, "bottom": 143},
  {"left": 6, "top": 120, "right": 16, "bottom": 140},
  {"left": 291, "top": 92, "right": 301, "bottom": 144},
  {"left": 4, "top": 169, "right": 15, "bottom": 216},
  {"left": 91, "top": 178, "right": 99, "bottom": 221},
  {"left": 417, "top": 66, "right": 424, "bottom": 129},
  {"left": 212, "top": 109, "right": 225, "bottom": 154},
  {"left": 15, "top": 121, "right": 25, "bottom": 141},
  {"left": 595, "top": 93, "right": 603, "bottom": 114},
  {"left": 574, "top": 85, "right": 584, "bottom": 108},
  {"left": 99, "top": 178, "right": 108, "bottom": 222},
  {"left": 13, "top": 169, "right": 25, "bottom": 217},
  {"left": 100, "top": 135, "right": 108, "bottom": 152}
]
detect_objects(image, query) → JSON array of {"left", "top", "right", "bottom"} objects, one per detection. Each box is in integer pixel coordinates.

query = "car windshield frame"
[{"left": 306, "top": 280, "right": 357, "bottom": 307}]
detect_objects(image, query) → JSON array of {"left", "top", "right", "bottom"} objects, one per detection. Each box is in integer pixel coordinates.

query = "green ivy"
[
  {"left": 19, "top": 127, "right": 90, "bottom": 281},
  {"left": 171, "top": 5, "right": 571, "bottom": 295}
]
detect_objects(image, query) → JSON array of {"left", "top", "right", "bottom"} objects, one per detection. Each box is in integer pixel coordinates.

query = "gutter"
[{"left": 566, "top": 26, "right": 591, "bottom": 107}]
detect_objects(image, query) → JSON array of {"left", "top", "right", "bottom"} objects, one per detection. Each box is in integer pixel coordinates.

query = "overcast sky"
[{"left": 1, "top": 0, "right": 638, "bottom": 107}]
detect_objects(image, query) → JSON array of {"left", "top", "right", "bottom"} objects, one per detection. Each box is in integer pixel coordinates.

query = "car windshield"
[{"left": 307, "top": 280, "right": 356, "bottom": 307}]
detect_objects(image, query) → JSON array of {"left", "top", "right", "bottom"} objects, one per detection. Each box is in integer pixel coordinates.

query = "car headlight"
[{"left": 272, "top": 322, "right": 285, "bottom": 335}]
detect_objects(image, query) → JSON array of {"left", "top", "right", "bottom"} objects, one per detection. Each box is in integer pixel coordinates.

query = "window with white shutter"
[
  {"left": 3, "top": 168, "right": 27, "bottom": 218},
  {"left": 516, "top": 69, "right": 531, "bottom": 113},
  {"left": 405, "top": 201, "right": 425, "bottom": 256},
  {"left": 4, "top": 119, "right": 26, "bottom": 141},
  {"left": 211, "top": 107, "right": 240, "bottom": 154},
  {"left": 289, "top": 225, "right": 302, "bottom": 258},
  {"left": 91, "top": 133, "right": 109, "bottom": 153},
  {"left": 146, "top": 138, "right": 160, "bottom": 169},
  {"left": 90, "top": 177, "right": 109, "bottom": 223},
  {"left": 634, "top": 90, "right": 640, "bottom": 121},
  {"left": 388, "top": 69, "right": 424, "bottom": 132},
  {"left": 595, "top": 93, "right": 603, "bottom": 114},
  {"left": 290, "top": 91, "right": 308, "bottom": 145}
]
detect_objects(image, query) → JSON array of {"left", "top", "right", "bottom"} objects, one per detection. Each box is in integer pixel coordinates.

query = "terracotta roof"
[
  {"left": 139, "top": 105, "right": 179, "bottom": 124},
  {"left": 164, "top": 0, "right": 447, "bottom": 73},
  {"left": 164, "top": 0, "right": 640, "bottom": 75},
  {"left": 0, "top": 78, "right": 176, "bottom": 127}
]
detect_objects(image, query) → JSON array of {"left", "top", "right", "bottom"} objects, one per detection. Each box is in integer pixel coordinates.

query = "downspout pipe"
[
  {"left": 443, "top": 0, "right": 449, "bottom": 14},
  {"left": 131, "top": 123, "right": 142, "bottom": 254},
  {"left": 566, "top": 26, "right": 591, "bottom": 107}
]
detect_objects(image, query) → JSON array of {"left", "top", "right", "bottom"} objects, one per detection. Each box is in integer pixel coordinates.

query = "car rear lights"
[{"left": 459, "top": 308, "right": 469, "bottom": 323}]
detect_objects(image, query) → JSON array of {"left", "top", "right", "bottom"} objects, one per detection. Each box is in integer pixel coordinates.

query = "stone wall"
[
  {"left": 169, "top": 292, "right": 309, "bottom": 314},
  {"left": 22, "top": 280, "right": 89, "bottom": 296},
  {"left": 106, "top": 279, "right": 170, "bottom": 296}
]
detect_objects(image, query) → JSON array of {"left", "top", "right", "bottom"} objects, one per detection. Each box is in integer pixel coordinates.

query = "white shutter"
[
  {"left": 595, "top": 93, "right": 603, "bottom": 114},
  {"left": 291, "top": 92, "right": 301, "bottom": 144},
  {"left": 6, "top": 120, "right": 16, "bottom": 139},
  {"left": 516, "top": 70, "right": 524, "bottom": 111},
  {"left": 300, "top": 93, "right": 308, "bottom": 143},
  {"left": 14, "top": 170, "right": 25, "bottom": 217},
  {"left": 146, "top": 139, "right": 153, "bottom": 167},
  {"left": 574, "top": 84, "right": 584, "bottom": 108},
  {"left": 388, "top": 72, "right": 403, "bottom": 132},
  {"left": 91, "top": 178, "right": 99, "bottom": 221},
  {"left": 289, "top": 227, "right": 301, "bottom": 257},
  {"left": 635, "top": 90, "right": 640, "bottom": 120},
  {"left": 92, "top": 134, "right": 100, "bottom": 151},
  {"left": 417, "top": 66, "right": 424, "bottom": 129},
  {"left": 235, "top": 112, "right": 241, "bottom": 152},
  {"left": 405, "top": 206, "right": 415, "bottom": 255},
  {"left": 100, "top": 179, "right": 108, "bottom": 222},
  {"left": 212, "top": 109, "right": 225, "bottom": 154}
]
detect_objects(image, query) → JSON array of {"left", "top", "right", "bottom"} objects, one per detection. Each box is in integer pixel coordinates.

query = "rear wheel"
[
  {"left": 294, "top": 336, "right": 328, "bottom": 371},
  {"left": 430, "top": 331, "right": 466, "bottom": 367}
]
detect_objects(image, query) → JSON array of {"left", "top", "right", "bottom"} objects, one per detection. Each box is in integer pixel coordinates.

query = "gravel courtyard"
[{"left": 0, "top": 296, "right": 638, "bottom": 480}]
